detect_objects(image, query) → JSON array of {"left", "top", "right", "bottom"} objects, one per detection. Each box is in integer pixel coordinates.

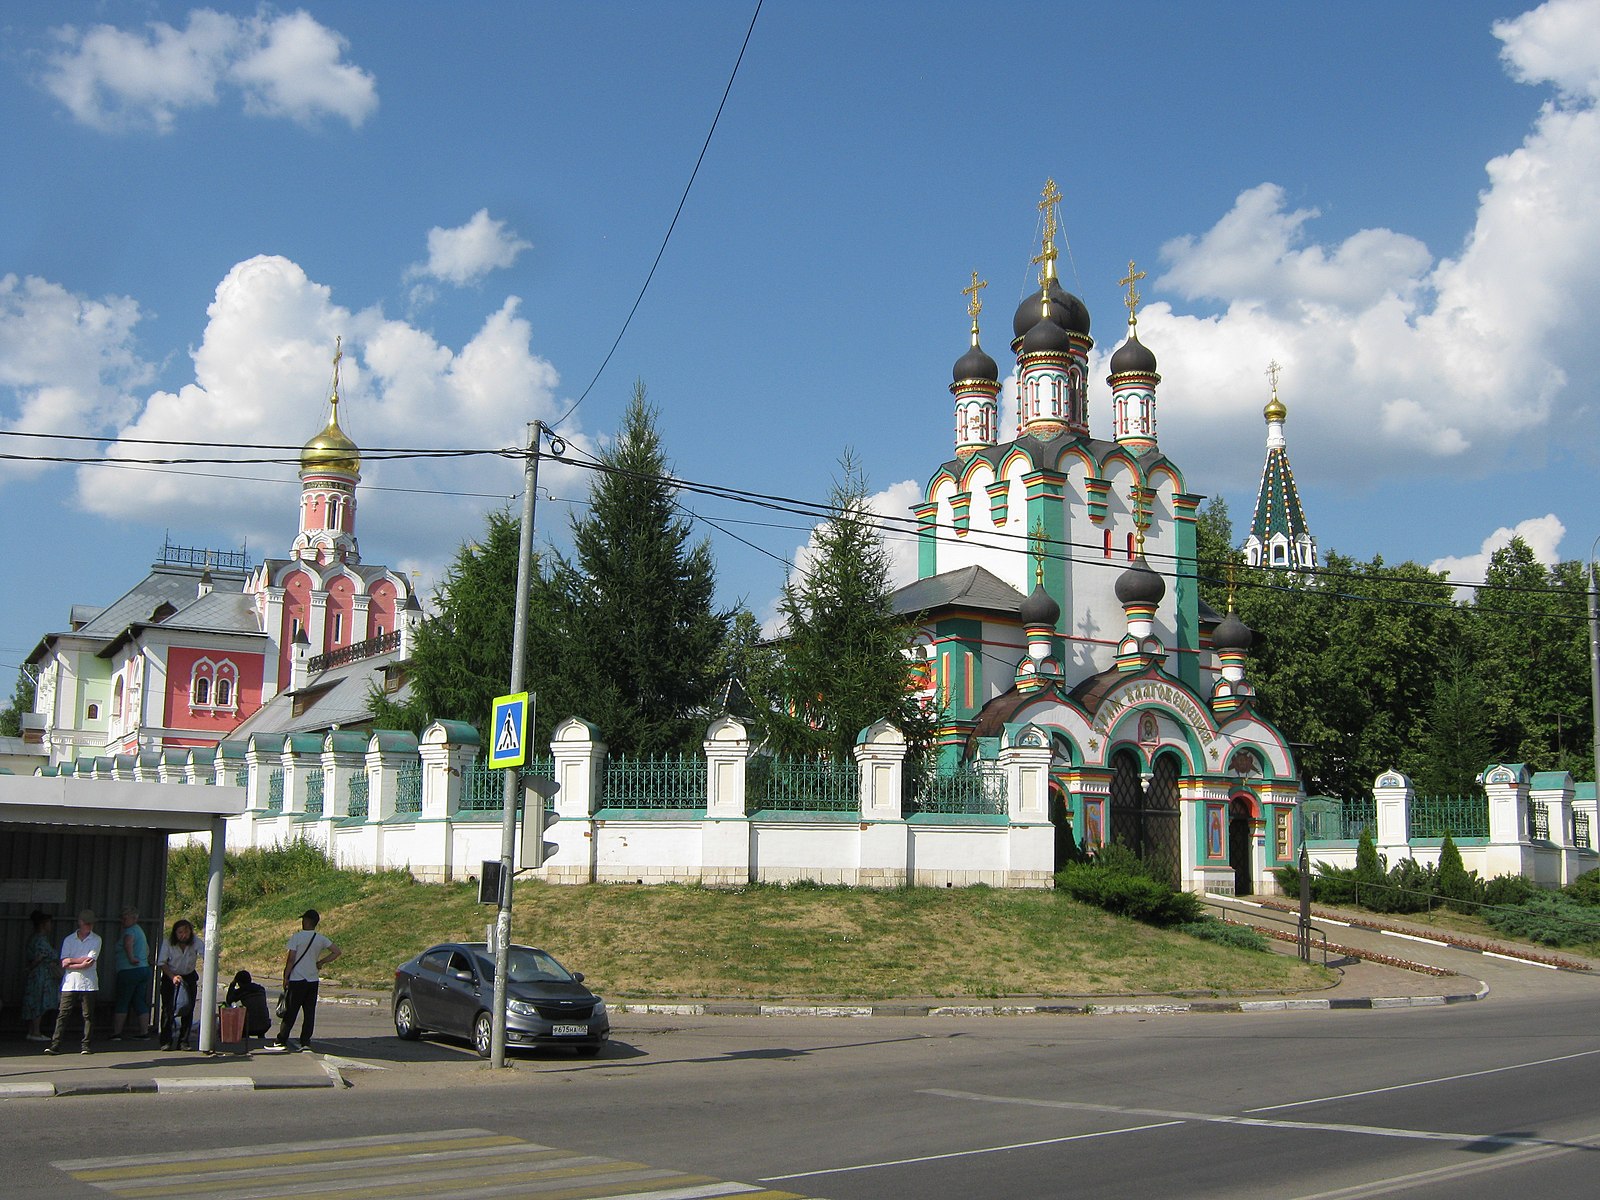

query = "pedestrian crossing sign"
[{"left": 488, "top": 691, "right": 529, "bottom": 768}]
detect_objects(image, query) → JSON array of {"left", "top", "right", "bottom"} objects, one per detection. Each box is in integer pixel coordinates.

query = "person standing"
[
  {"left": 21, "top": 911, "right": 57, "bottom": 1043},
  {"left": 271, "top": 909, "right": 340, "bottom": 1053},
  {"left": 155, "top": 919, "right": 203, "bottom": 1050},
  {"left": 110, "top": 906, "right": 152, "bottom": 1040},
  {"left": 45, "top": 910, "right": 101, "bottom": 1055}
]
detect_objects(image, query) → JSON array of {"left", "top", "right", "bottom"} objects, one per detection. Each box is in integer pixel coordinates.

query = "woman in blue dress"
[{"left": 21, "top": 911, "right": 57, "bottom": 1042}]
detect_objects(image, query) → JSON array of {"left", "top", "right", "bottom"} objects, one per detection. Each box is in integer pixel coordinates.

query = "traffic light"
[
  {"left": 521, "top": 776, "right": 561, "bottom": 867},
  {"left": 477, "top": 859, "right": 505, "bottom": 905}
]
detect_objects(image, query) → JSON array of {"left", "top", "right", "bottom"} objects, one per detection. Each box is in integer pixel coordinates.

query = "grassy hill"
[{"left": 168, "top": 843, "right": 1331, "bottom": 1001}]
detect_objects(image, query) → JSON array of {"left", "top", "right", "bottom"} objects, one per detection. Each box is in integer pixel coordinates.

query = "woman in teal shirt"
[{"left": 111, "top": 905, "right": 152, "bottom": 1040}]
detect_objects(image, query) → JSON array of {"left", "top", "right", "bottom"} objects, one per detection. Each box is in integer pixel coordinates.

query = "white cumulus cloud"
[
  {"left": 71, "top": 254, "right": 586, "bottom": 600},
  {"left": 41, "top": 7, "right": 376, "bottom": 132},
  {"left": 0, "top": 274, "right": 153, "bottom": 481},
  {"left": 1428, "top": 514, "right": 1567, "bottom": 597},
  {"left": 1121, "top": 0, "right": 1600, "bottom": 503},
  {"left": 410, "top": 210, "right": 533, "bottom": 288}
]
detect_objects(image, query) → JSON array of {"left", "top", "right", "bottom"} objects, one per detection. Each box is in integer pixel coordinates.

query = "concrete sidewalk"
[{"left": 0, "top": 1037, "right": 343, "bottom": 1099}]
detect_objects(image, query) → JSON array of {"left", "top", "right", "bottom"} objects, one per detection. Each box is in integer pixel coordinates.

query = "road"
[{"left": 7, "top": 946, "right": 1599, "bottom": 1200}]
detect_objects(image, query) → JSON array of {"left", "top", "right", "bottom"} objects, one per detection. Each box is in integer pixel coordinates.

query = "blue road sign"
[{"left": 488, "top": 691, "right": 529, "bottom": 768}]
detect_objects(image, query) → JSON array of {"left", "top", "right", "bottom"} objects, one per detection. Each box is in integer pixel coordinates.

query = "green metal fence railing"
[
  {"left": 747, "top": 755, "right": 860, "bottom": 814},
  {"left": 1408, "top": 794, "right": 1488, "bottom": 839},
  {"left": 600, "top": 755, "right": 706, "bottom": 810},
  {"left": 907, "top": 762, "right": 1007, "bottom": 815}
]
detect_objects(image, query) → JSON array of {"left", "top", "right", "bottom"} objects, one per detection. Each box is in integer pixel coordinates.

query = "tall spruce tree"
[
  {"left": 370, "top": 509, "right": 573, "bottom": 745},
  {"left": 764, "top": 452, "right": 935, "bottom": 762},
  {"left": 556, "top": 381, "right": 729, "bottom": 756}
]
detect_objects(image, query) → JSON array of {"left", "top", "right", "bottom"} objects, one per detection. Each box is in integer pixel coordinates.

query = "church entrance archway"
[
  {"left": 1048, "top": 782, "right": 1077, "bottom": 872},
  {"left": 1108, "top": 747, "right": 1181, "bottom": 887},
  {"left": 1229, "top": 796, "right": 1255, "bottom": 896}
]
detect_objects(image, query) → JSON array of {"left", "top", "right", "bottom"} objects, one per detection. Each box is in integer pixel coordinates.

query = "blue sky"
[{"left": 2, "top": 0, "right": 1597, "bottom": 676}]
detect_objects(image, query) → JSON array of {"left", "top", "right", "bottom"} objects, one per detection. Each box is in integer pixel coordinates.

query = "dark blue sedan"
[{"left": 392, "top": 942, "right": 610, "bottom": 1058}]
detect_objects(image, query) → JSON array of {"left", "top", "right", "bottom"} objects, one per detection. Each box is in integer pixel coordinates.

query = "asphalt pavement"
[{"left": 6, "top": 900, "right": 1570, "bottom": 1101}]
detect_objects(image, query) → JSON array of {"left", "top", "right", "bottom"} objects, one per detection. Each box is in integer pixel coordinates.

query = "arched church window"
[
  {"left": 1126, "top": 532, "right": 1136, "bottom": 561},
  {"left": 1103, "top": 529, "right": 1112, "bottom": 558},
  {"left": 327, "top": 495, "right": 341, "bottom": 530},
  {"left": 86, "top": 703, "right": 100, "bottom": 720},
  {"left": 216, "top": 678, "right": 232, "bottom": 707},
  {"left": 112, "top": 678, "right": 124, "bottom": 721},
  {"left": 194, "top": 677, "right": 210, "bottom": 706},
  {"left": 332, "top": 613, "right": 343, "bottom": 644}
]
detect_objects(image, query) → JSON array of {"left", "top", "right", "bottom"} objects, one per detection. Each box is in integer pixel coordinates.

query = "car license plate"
[{"left": 552, "top": 1023, "right": 587, "bottom": 1037}]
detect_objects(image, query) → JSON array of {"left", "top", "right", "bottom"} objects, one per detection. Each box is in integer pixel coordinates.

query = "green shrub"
[
  {"left": 1178, "top": 918, "right": 1270, "bottom": 952},
  {"left": 1482, "top": 874, "right": 1538, "bottom": 908},
  {"left": 1055, "top": 858, "right": 1201, "bottom": 926},
  {"left": 1355, "top": 827, "right": 1384, "bottom": 883},
  {"left": 1482, "top": 892, "right": 1600, "bottom": 948},
  {"left": 1563, "top": 868, "right": 1600, "bottom": 907},
  {"left": 1436, "top": 834, "right": 1480, "bottom": 913}
]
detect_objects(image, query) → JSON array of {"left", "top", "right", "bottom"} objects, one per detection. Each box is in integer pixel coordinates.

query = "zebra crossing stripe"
[{"left": 55, "top": 1128, "right": 819, "bottom": 1200}]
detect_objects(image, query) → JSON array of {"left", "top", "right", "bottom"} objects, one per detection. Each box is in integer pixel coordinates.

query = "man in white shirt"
[
  {"left": 46, "top": 910, "right": 102, "bottom": 1055},
  {"left": 271, "top": 908, "right": 340, "bottom": 1053}
]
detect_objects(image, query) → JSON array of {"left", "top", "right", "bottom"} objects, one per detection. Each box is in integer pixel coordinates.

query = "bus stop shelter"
[{"left": 1, "top": 775, "right": 245, "bottom": 1051}]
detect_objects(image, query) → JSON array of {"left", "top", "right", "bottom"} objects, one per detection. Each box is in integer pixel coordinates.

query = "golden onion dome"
[
  {"left": 1263, "top": 393, "right": 1287, "bottom": 423},
  {"left": 301, "top": 400, "right": 361, "bottom": 476}
]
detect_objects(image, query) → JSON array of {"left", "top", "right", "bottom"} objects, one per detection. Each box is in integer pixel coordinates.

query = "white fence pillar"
[
  {"left": 854, "top": 719, "right": 909, "bottom": 888},
  {"left": 1483, "top": 762, "right": 1533, "bottom": 881},
  {"left": 1531, "top": 770, "right": 1577, "bottom": 884},
  {"left": 701, "top": 714, "right": 752, "bottom": 887},
  {"left": 547, "top": 717, "right": 604, "bottom": 884},
  {"left": 1372, "top": 769, "right": 1413, "bottom": 865},
  {"left": 1000, "top": 722, "right": 1054, "bottom": 888}
]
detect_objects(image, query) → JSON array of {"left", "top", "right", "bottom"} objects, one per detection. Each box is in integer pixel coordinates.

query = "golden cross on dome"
[
  {"left": 1029, "top": 518, "right": 1049, "bottom": 586},
  {"left": 1266, "top": 358, "right": 1281, "bottom": 397},
  {"left": 1119, "top": 260, "right": 1146, "bottom": 327},
  {"left": 962, "top": 271, "right": 987, "bottom": 342},
  {"left": 330, "top": 336, "right": 344, "bottom": 405},
  {"left": 1129, "top": 483, "right": 1152, "bottom": 554},
  {"left": 1226, "top": 561, "right": 1238, "bottom": 613},
  {"left": 1032, "top": 178, "right": 1061, "bottom": 285}
]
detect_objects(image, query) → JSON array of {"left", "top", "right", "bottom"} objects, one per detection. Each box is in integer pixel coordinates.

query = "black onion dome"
[
  {"left": 1114, "top": 556, "right": 1167, "bottom": 606},
  {"left": 1212, "top": 611, "right": 1254, "bottom": 652},
  {"left": 1110, "top": 331, "right": 1157, "bottom": 374},
  {"left": 1019, "top": 581, "right": 1060, "bottom": 627},
  {"left": 1012, "top": 280, "right": 1092, "bottom": 340},
  {"left": 1021, "top": 312, "right": 1073, "bottom": 355},
  {"left": 952, "top": 341, "right": 999, "bottom": 383}
]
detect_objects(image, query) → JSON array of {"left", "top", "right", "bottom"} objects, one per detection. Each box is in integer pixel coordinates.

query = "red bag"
[{"left": 216, "top": 1004, "right": 248, "bottom": 1053}]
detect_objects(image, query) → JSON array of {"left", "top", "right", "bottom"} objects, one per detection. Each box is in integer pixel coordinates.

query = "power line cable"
[{"left": 549, "top": 0, "right": 763, "bottom": 431}]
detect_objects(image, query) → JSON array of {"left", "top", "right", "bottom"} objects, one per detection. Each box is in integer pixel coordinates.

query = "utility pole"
[
  {"left": 1588, "top": 538, "right": 1600, "bottom": 847},
  {"left": 490, "top": 421, "right": 542, "bottom": 1069}
]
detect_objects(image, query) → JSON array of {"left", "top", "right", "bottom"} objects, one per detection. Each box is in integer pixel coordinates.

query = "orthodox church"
[
  {"left": 892, "top": 182, "right": 1303, "bottom": 895},
  {"left": 26, "top": 344, "right": 421, "bottom": 763}
]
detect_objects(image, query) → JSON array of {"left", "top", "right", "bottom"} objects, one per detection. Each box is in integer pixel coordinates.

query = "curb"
[
  {"left": 0, "top": 1071, "right": 339, "bottom": 1100},
  {"left": 614, "top": 985, "right": 1488, "bottom": 1019}
]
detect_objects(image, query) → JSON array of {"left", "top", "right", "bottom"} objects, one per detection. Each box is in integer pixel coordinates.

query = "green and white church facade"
[{"left": 892, "top": 182, "right": 1304, "bottom": 896}]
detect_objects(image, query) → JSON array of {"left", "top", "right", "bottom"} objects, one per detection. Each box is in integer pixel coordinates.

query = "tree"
[
  {"left": 370, "top": 509, "right": 573, "bottom": 744},
  {"left": 1237, "top": 552, "right": 1462, "bottom": 799},
  {"left": 1194, "top": 496, "right": 1243, "bottom": 615},
  {"left": 555, "top": 381, "right": 730, "bottom": 756},
  {"left": 0, "top": 666, "right": 36, "bottom": 737},
  {"left": 763, "top": 452, "right": 936, "bottom": 762},
  {"left": 1467, "top": 538, "right": 1592, "bottom": 777},
  {"left": 1413, "top": 648, "right": 1494, "bottom": 798}
]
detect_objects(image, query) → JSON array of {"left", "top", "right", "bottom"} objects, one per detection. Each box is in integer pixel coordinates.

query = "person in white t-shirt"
[
  {"left": 45, "top": 910, "right": 102, "bottom": 1055},
  {"left": 155, "top": 919, "right": 204, "bottom": 1050},
  {"left": 270, "top": 909, "right": 340, "bottom": 1053}
]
